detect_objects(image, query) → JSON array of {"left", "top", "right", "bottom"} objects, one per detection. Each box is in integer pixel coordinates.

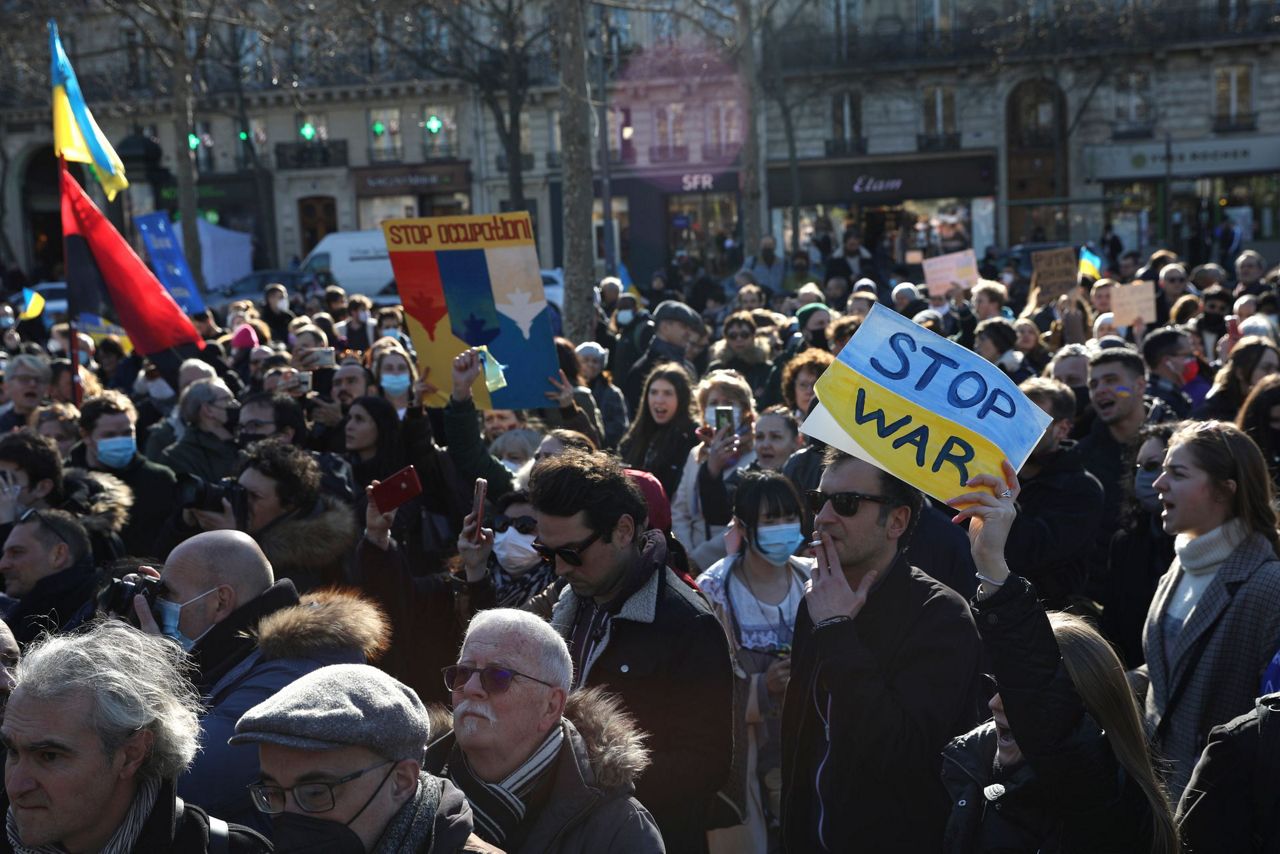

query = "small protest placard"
[
  {"left": 1110, "top": 280, "right": 1158, "bottom": 327},
  {"left": 1031, "top": 247, "right": 1079, "bottom": 301},
  {"left": 921, "top": 249, "right": 979, "bottom": 297},
  {"left": 800, "top": 303, "right": 1051, "bottom": 503}
]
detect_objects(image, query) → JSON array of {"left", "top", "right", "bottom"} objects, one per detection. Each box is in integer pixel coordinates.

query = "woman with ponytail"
[
  {"left": 1138, "top": 420, "right": 1280, "bottom": 799},
  {"left": 941, "top": 461, "right": 1179, "bottom": 853}
]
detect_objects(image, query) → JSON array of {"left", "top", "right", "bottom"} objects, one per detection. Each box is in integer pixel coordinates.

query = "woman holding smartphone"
[{"left": 943, "top": 462, "right": 1179, "bottom": 853}]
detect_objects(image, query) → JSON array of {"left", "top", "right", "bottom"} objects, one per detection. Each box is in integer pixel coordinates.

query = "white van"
[{"left": 300, "top": 231, "right": 394, "bottom": 296}]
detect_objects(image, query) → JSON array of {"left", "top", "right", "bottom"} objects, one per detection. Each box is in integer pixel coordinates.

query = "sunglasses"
[
  {"left": 1136, "top": 459, "right": 1162, "bottom": 473},
  {"left": 532, "top": 530, "right": 602, "bottom": 566},
  {"left": 441, "top": 664, "right": 556, "bottom": 694},
  {"left": 492, "top": 514, "right": 537, "bottom": 535},
  {"left": 805, "top": 489, "right": 893, "bottom": 517}
]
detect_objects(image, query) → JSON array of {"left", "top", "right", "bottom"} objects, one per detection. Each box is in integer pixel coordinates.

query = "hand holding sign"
[{"left": 947, "top": 460, "right": 1020, "bottom": 577}]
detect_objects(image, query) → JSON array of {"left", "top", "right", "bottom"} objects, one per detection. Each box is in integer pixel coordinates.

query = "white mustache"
[{"left": 453, "top": 699, "right": 496, "bottom": 723}]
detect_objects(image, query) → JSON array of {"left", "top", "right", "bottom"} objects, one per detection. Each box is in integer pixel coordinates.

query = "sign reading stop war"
[
  {"left": 382, "top": 212, "right": 558, "bottom": 410},
  {"left": 801, "top": 303, "right": 1052, "bottom": 503},
  {"left": 1032, "top": 247, "right": 1079, "bottom": 301},
  {"left": 921, "top": 249, "right": 979, "bottom": 297}
]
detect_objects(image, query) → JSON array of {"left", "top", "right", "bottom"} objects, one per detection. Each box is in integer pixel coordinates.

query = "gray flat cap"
[
  {"left": 230, "top": 664, "right": 429, "bottom": 761},
  {"left": 652, "top": 300, "right": 702, "bottom": 329}
]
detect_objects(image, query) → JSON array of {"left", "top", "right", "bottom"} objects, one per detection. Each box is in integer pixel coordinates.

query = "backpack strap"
[{"left": 174, "top": 795, "right": 229, "bottom": 854}]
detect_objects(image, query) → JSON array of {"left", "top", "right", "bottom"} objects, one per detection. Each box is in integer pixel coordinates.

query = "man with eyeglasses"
[
  {"left": 425, "top": 608, "right": 663, "bottom": 852},
  {"left": 780, "top": 448, "right": 985, "bottom": 853},
  {"left": 527, "top": 449, "right": 731, "bottom": 854},
  {"left": 1155, "top": 263, "right": 1191, "bottom": 327},
  {"left": 0, "top": 355, "right": 50, "bottom": 434},
  {"left": 231, "top": 663, "right": 493, "bottom": 853},
  {"left": 0, "top": 508, "right": 94, "bottom": 645}
]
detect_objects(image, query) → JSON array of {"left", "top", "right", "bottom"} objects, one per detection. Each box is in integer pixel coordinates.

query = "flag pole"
[{"left": 59, "top": 156, "right": 83, "bottom": 408}]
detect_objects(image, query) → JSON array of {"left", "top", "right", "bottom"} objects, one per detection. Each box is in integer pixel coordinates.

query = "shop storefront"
[
  {"left": 767, "top": 153, "right": 998, "bottom": 272},
  {"left": 1083, "top": 136, "right": 1280, "bottom": 267},
  {"left": 352, "top": 162, "right": 471, "bottom": 230}
]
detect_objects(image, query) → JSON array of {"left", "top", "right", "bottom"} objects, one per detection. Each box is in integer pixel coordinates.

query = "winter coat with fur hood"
[
  {"left": 250, "top": 494, "right": 359, "bottom": 592},
  {"left": 424, "top": 688, "right": 665, "bottom": 854},
  {"left": 178, "top": 587, "right": 389, "bottom": 834}
]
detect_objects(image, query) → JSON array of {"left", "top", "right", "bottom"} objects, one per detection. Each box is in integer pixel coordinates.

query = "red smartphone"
[
  {"left": 471, "top": 478, "right": 488, "bottom": 542},
  {"left": 370, "top": 465, "right": 422, "bottom": 514},
  {"left": 1228, "top": 316, "right": 1241, "bottom": 338}
]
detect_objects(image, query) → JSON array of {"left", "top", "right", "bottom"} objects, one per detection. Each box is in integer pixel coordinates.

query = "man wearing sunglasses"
[
  {"left": 528, "top": 449, "right": 731, "bottom": 854},
  {"left": 232, "top": 663, "right": 491, "bottom": 853},
  {"left": 780, "top": 449, "right": 986, "bottom": 854},
  {"left": 425, "top": 608, "right": 662, "bottom": 852}
]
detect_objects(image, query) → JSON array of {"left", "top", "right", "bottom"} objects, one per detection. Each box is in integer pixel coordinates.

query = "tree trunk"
[
  {"left": 172, "top": 54, "right": 205, "bottom": 290},
  {"left": 0, "top": 138, "right": 17, "bottom": 267},
  {"left": 557, "top": 0, "right": 595, "bottom": 344},
  {"left": 735, "top": 1, "right": 763, "bottom": 253},
  {"left": 777, "top": 96, "right": 801, "bottom": 256}
]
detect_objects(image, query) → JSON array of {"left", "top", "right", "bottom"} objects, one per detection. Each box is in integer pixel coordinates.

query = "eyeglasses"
[
  {"left": 492, "top": 514, "right": 537, "bottom": 535},
  {"left": 726, "top": 330, "right": 753, "bottom": 341},
  {"left": 1136, "top": 459, "right": 1162, "bottom": 473},
  {"left": 532, "top": 530, "right": 602, "bottom": 566},
  {"left": 805, "top": 489, "right": 894, "bottom": 517},
  {"left": 442, "top": 664, "right": 557, "bottom": 694},
  {"left": 249, "top": 760, "right": 392, "bottom": 815}
]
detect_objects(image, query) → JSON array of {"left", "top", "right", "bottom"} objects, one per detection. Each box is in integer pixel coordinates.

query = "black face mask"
[
  {"left": 272, "top": 814, "right": 366, "bottom": 854},
  {"left": 807, "top": 329, "right": 827, "bottom": 349},
  {"left": 1201, "top": 312, "right": 1227, "bottom": 334},
  {"left": 223, "top": 402, "right": 241, "bottom": 433}
]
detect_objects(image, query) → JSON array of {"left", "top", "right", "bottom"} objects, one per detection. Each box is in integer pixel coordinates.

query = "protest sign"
[
  {"left": 135, "top": 212, "right": 206, "bottom": 314},
  {"left": 1031, "top": 247, "right": 1079, "bottom": 301},
  {"left": 1110, "top": 280, "right": 1157, "bottom": 327},
  {"left": 382, "top": 212, "right": 558, "bottom": 410},
  {"left": 800, "top": 303, "right": 1051, "bottom": 503},
  {"left": 921, "top": 249, "right": 979, "bottom": 297}
]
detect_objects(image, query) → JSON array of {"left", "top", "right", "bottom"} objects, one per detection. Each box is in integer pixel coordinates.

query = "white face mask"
[{"left": 493, "top": 529, "right": 541, "bottom": 571}]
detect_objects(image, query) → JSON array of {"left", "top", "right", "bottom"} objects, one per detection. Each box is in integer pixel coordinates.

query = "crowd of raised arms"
[{"left": 0, "top": 235, "right": 1276, "bottom": 853}]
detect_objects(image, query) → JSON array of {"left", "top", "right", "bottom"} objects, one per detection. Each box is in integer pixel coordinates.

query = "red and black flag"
[{"left": 60, "top": 160, "right": 204, "bottom": 356}]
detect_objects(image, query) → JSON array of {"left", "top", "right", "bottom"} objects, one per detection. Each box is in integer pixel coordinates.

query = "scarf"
[
  {"left": 7, "top": 776, "right": 161, "bottom": 854},
  {"left": 491, "top": 559, "right": 556, "bottom": 608},
  {"left": 372, "top": 772, "right": 442, "bottom": 854},
  {"left": 447, "top": 726, "right": 564, "bottom": 847}
]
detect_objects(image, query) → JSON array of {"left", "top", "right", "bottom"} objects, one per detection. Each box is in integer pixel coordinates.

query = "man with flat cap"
[
  {"left": 622, "top": 299, "right": 702, "bottom": 414},
  {"left": 232, "top": 663, "right": 497, "bottom": 853}
]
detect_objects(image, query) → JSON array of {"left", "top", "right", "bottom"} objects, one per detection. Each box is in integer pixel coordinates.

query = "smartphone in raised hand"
[
  {"left": 470, "top": 478, "right": 488, "bottom": 542},
  {"left": 370, "top": 465, "right": 423, "bottom": 514}
]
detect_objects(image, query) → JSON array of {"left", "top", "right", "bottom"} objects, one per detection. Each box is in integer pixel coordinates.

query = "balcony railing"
[
  {"left": 701, "top": 142, "right": 742, "bottom": 162},
  {"left": 1213, "top": 112, "right": 1258, "bottom": 133},
  {"left": 824, "top": 137, "right": 867, "bottom": 157},
  {"left": 496, "top": 152, "right": 535, "bottom": 172},
  {"left": 649, "top": 144, "right": 690, "bottom": 164},
  {"left": 368, "top": 144, "right": 404, "bottom": 164},
  {"left": 1112, "top": 120, "right": 1156, "bottom": 140},
  {"left": 605, "top": 145, "right": 638, "bottom": 166},
  {"left": 275, "top": 140, "right": 348, "bottom": 170},
  {"left": 917, "top": 132, "right": 961, "bottom": 152}
]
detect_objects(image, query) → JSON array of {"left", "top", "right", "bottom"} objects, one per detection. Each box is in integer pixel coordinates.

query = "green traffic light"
[
  {"left": 425, "top": 114, "right": 443, "bottom": 134},
  {"left": 299, "top": 122, "right": 317, "bottom": 141},
  {"left": 187, "top": 133, "right": 200, "bottom": 150},
  {"left": 371, "top": 120, "right": 386, "bottom": 136},
  {"left": 238, "top": 130, "right": 249, "bottom": 141}
]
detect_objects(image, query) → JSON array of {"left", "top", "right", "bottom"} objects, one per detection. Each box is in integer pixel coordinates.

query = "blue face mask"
[
  {"left": 380, "top": 373, "right": 411, "bottom": 396},
  {"left": 155, "top": 588, "right": 218, "bottom": 651},
  {"left": 96, "top": 435, "right": 136, "bottom": 469},
  {"left": 752, "top": 522, "right": 805, "bottom": 566}
]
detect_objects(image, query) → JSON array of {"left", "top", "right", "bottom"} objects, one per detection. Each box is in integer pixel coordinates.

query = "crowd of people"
[{"left": 0, "top": 234, "right": 1277, "bottom": 853}]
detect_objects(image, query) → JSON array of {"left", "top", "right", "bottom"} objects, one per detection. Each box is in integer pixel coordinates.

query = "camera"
[
  {"left": 97, "top": 575, "right": 161, "bottom": 627},
  {"left": 177, "top": 473, "right": 250, "bottom": 529}
]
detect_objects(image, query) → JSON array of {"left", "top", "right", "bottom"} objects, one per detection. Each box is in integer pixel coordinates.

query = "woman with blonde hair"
[
  {"left": 1138, "top": 421, "right": 1280, "bottom": 797},
  {"left": 943, "top": 462, "right": 1179, "bottom": 853}
]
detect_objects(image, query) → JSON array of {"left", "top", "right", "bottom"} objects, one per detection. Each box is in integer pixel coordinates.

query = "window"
[
  {"left": 193, "top": 120, "right": 214, "bottom": 173},
  {"left": 548, "top": 109, "right": 561, "bottom": 153},
  {"left": 124, "top": 30, "right": 150, "bottom": 88},
  {"left": 656, "top": 103, "right": 685, "bottom": 148},
  {"left": 519, "top": 117, "right": 533, "bottom": 155},
  {"left": 609, "top": 9, "right": 631, "bottom": 48},
  {"left": 922, "top": 86, "right": 956, "bottom": 135},
  {"left": 296, "top": 112, "right": 328, "bottom": 142},
  {"left": 1215, "top": 65, "right": 1252, "bottom": 121},
  {"left": 368, "top": 107, "right": 402, "bottom": 162},
  {"left": 422, "top": 105, "right": 457, "bottom": 158},
  {"left": 652, "top": 10, "right": 677, "bottom": 43},
  {"left": 606, "top": 106, "right": 634, "bottom": 161},
  {"left": 832, "top": 91, "right": 861, "bottom": 140},
  {"left": 834, "top": 0, "right": 862, "bottom": 55},
  {"left": 706, "top": 101, "right": 741, "bottom": 150},
  {"left": 1114, "top": 72, "right": 1151, "bottom": 123},
  {"left": 919, "top": 0, "right": 954, "bottom": 37}
]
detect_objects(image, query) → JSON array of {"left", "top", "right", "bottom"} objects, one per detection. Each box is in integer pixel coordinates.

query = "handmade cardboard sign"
[
  {"left": 800, "top": 303, "right": 1051, "bottom": 503},
  {"left": 921, "top": 249, "right": 979, "bottom": 297},
  {"left": 1110, "top": 280, "right": 1158, "bottom": 327},
  {"left": 1032, "top": 247, "right": 1079, "bottom": 301}
]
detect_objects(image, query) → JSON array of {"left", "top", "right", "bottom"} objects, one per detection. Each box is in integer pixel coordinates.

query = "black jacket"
[
  {"left": 0, "top": 552, "right": 98, "bottom": 645},
  {"left": 622, "top": 337, "right": 697, "bottom": 417},
  {"left": 619, "top": 422, "right": 699, "bottom": 503},
  {"left": 781, "top": 554, "right": 986, "bottom": 853},
  {"left": 140, "top": 784, "right": 269, "bottom": 853},
  {"left": 68, "top": 444, "right": 178, "bottom": 558},
  {"left": 550, "top": 532, "right": 732, "bottom": 853},
  {"left": 1003, "top": 441, "right": 1105, "bottom": 608},
  {"left": 1178, "top": 693, "right": 1280, "bottom": 854},
  {"left": 941, "top": 576, "right": 1158, "bottom": 853}
]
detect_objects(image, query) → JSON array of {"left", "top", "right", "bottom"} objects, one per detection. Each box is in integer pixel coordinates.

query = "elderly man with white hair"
[
  {"left": 158, "top": 376, "right": 241, "bottom": 482},
  {"left": 426, "top": 608, "right": 664, "bottom": 854}
]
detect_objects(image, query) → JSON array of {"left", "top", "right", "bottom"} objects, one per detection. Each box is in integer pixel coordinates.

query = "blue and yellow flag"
[
  {"left": 49, "top": 20, "right": 128, "bottom": 201},
  {"left": 1079, "top": 247, "right": 1103, "bottom": 280},
  {"left": 18, "top": 288, "right": 45, "bottom": 321}
]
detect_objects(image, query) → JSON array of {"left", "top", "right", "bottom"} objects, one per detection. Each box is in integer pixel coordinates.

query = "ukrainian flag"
[
  {"left": 18, "top": 289, "right": 45, "bottom": 321},
  {"left": 1079, "top": 247, "right": 1103, "bottom": 280},
  {"left": 49, "top": 20, "right": 128, "bottom": 201}
]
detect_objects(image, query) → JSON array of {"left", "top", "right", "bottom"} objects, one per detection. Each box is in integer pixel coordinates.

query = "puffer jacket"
[
  {"left": 424, "top": 687, "right": 664, "bottom": 854},
  {"left": 253, "top": 494, "right": 360, "bottom": 591},
  {"left": 940, "top": 575, "right": 1158, "bottom": 853},
  {"left": 178, "top": 588, "right": 389, "bottom": 833}
]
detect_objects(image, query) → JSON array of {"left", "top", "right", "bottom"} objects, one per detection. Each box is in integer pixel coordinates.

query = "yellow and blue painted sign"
[{"left": 801, "top": 303, "right": 1051, "bottom": 502}]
